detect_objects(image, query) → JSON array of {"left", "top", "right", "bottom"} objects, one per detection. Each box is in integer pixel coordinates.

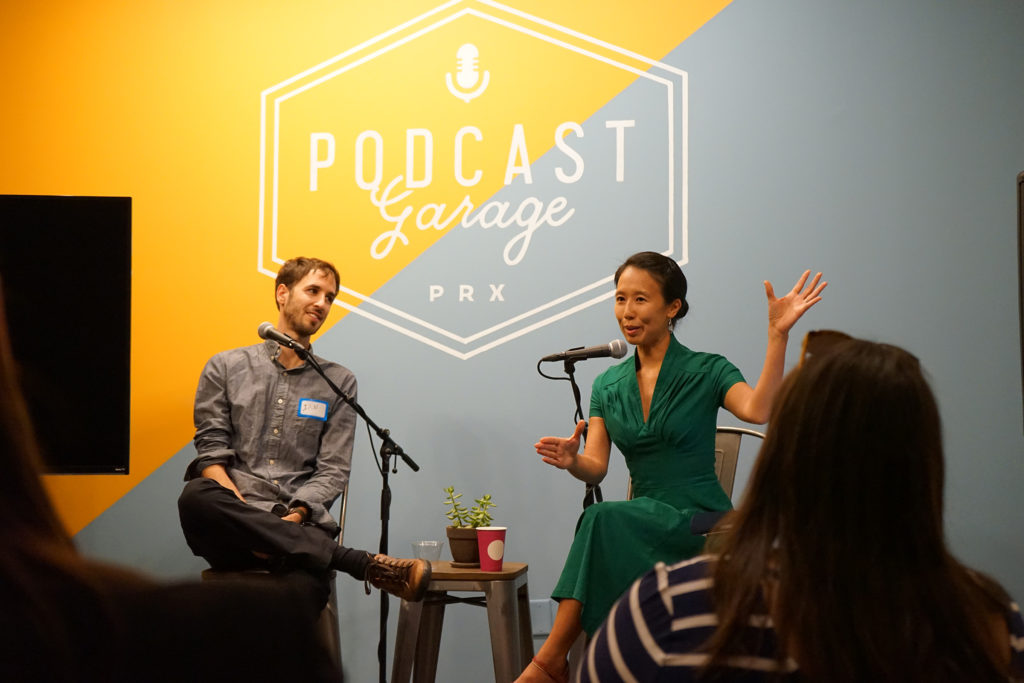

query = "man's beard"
[{"left": 286, "top": 308, "right": 321, "bottom": 339}]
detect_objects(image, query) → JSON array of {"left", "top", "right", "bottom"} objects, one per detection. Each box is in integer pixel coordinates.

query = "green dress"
[{"left": 552, "top": 336, "right": 745, "bottom": 634}]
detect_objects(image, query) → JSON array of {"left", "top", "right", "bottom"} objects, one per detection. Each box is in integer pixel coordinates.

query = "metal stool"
[
  {"left": 201, "top": 568, "right": 341, "bottom": 669},
  {"left": 391, "top": 561, "right": 533, "bottom": 683}
]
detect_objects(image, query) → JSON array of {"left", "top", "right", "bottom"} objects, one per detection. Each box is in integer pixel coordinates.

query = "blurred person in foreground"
[{"left": 581, "top": 338, "right": 1024, "bottom": 682}]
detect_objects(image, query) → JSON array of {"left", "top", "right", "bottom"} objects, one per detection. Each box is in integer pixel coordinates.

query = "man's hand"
[
  {"left": 200, "top": 463, "right": 246, "bottom": 502},
  {"left": 282, "top": 505, "right": 310, "bottom": 524}
]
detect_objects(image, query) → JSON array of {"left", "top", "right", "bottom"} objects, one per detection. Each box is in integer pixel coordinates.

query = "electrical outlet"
[{"left": 529, "top": 598, "right": 555, "bottom": 636}]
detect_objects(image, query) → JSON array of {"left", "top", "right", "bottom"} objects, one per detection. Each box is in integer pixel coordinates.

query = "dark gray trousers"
[{"left": 177, "top": 477, "right": 369, "bottom": 579}]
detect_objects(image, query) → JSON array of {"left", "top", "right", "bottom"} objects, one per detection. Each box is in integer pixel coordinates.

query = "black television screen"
[{"left": 0, "top": 195, "right": 131, "bottom": 474}]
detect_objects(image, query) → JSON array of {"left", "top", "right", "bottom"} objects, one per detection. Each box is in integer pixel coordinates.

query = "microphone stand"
[
  {"left": 562, "top": 359, "right": 603, "bottom": 509},
  {"left": 291, "top": 343, "right": 417, "bottom": 683}
]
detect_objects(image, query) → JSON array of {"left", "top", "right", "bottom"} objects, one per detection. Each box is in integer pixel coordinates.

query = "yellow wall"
[{"left": 0, "top": 0, "right": 730, "bottom": 534}]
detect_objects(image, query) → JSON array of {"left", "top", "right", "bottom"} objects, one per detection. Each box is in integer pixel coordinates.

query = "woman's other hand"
[
  {"left": 535, "top": 420, "right": 586, "bottom": 470},
  {"left": 765, "top": 270, "right": 827, "bottom": 336}
]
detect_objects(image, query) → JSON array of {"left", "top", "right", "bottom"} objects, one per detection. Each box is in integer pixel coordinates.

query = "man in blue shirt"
[{"left": 178, "top": 256, "right": 429, "bottom": 602}]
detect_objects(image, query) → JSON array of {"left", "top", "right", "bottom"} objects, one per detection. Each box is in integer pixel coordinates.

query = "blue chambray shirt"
[{"left": 185, "top": 340, "right": 356, "bottom": 532}]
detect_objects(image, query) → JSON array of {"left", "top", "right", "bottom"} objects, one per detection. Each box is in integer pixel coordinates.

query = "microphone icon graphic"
[{"left": 445, "top": 43, "right": 490, "bottom": 103}]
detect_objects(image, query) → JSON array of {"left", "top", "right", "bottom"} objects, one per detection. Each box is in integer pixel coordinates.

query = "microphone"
[
  {"left": 258, "top": 322, "right": 303, "bottom": 351},
  {"left": 541, "top": 339, "right": 628, "bottom": 363},
  {"left": 454, "top": 43, "right": 481, "bottom": 90},
  {"left": 445, "top": 43, "right": 490, "bottom": 103}
]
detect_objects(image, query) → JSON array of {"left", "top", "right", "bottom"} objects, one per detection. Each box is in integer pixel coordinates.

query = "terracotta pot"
[{"left": 445, "top": 526, "right": 480, "bottom": 565}]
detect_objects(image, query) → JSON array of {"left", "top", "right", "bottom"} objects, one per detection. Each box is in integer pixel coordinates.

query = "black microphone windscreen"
[{"left": 257, "top": 321, "right": 275, "bottom": 340}]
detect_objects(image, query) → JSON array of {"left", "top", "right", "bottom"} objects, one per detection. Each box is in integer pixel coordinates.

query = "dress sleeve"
[
  {"left": 589, "top": 375, "right": 606, "bottom": 420},
  {"left": 709, "top": 354, "right": 745, "bottom": 407}
]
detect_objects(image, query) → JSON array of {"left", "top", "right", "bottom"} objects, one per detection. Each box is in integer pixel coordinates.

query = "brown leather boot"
[{"left": 364, "top": 554, "right": 432, "bottom": 602}]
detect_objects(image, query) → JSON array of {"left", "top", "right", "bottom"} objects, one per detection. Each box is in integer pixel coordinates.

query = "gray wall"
[{"left": 76, "top": 0, "right": 1024, "bottom": 680}]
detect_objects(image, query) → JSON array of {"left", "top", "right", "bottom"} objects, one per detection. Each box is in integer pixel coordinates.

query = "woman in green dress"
[{"left": 517, "top": 252, "right": 826, "bottom": 683}]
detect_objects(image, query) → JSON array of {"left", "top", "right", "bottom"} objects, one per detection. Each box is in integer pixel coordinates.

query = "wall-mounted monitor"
[{"left": 0, "top": 195, "right": 131, "bottom": 474}]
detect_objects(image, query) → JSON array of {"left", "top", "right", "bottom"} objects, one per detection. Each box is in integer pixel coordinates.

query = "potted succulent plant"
[{"left": 443, "top": 486, "right": 497, "bottom": 566}]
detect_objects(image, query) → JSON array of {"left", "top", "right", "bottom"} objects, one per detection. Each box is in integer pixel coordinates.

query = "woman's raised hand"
[
  {"left": 765, "top": 270, "right": 827, "bottom": 335},
  {"left": 534, "top": 420, "right": 586, "bottom": 470}
]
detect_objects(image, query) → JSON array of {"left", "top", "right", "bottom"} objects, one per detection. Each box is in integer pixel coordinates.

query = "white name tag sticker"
[{"left": 297, "top": 398, "right": 328, "bottom": 421}]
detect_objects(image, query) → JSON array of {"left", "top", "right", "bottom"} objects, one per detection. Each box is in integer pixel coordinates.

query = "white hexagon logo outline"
[{"left": 258, "top": 0, "right": 687, "bottom": 359}]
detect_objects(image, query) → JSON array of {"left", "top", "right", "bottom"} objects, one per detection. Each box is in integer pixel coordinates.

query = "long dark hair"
[
  {"left": 0, "top": 280, "right": 77, "bottom": 547},
  {"left": 703, "top": 339, "right": 1011, "bottom": 681}
]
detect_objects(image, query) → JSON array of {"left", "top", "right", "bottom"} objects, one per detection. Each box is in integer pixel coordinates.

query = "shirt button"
[
  {"left": 277, "top": 398, "right": 284, "bottom": 404},
  {"left": 269, "top": 459, "right": 275, "bottom": 465},
  {"left": 273, "top": 428, "right": 280, "bottom": 435},
  {"left": 273, "top": 479, "right": 279, "bottom": 485}
]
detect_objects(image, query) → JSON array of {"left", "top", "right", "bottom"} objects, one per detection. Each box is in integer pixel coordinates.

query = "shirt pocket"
[{"left": 293, "top": 414, "right": 326, "bottom": 463}]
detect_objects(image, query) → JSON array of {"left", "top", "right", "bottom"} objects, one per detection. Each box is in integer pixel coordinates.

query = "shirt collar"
[{"left": 262, "top": 339, "right": 315, "bottom": 371}]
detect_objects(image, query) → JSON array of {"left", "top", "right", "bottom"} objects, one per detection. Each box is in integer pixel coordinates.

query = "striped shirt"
[{"left": 579, "top": 555, "right": 1024, "bottom": 682}]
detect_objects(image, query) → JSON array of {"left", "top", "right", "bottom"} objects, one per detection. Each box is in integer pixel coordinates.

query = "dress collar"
[{"left": 633, "top": 333, "right": 682, "bottom": 371}]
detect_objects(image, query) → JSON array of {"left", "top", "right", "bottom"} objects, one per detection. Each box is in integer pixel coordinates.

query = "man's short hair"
[{"left": 275, "top": 257, "right": 340, "bottom": 309}]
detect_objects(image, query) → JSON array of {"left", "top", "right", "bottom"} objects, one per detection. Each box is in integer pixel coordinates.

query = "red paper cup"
[{"left": 476, "top": 526, "right": 506, "bottom": 571}]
